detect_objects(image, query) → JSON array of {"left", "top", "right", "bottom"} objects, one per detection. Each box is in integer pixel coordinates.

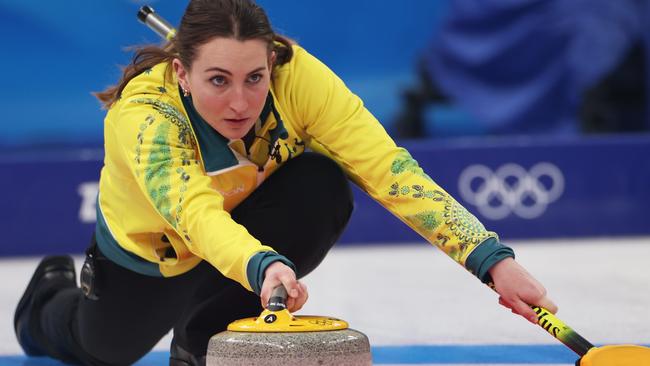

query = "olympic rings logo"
[{"left": 458, "top": 163, "right": 564, "bottom": 220}]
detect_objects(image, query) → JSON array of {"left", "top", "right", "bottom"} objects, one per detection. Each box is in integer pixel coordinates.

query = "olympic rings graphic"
[{"left": 458, "top": 162, "right": 564, "bottom": 220}]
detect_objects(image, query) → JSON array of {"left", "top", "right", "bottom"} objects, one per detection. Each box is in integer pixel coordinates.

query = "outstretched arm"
[{"left": 279, "top": 45, "right": 558, "bottom": 323}]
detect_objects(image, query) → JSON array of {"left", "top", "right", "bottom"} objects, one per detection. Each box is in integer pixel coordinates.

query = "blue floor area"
[
  {"left": 372, "top": 345, "right": 576, "bottom": 363},
  {"left": 0, "top": 345, "right": 580, "bottom": 365}
]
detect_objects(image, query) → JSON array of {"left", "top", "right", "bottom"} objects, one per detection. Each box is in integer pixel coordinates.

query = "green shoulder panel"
[
  {"left": 131, "top": 98, "right": 194, "bottom": 147},
  {"left": 130, "top": 98, "right": 197, "bottom": 229},
  {"left": 145, "top": 121, "right": 174, "bottom": 226}
]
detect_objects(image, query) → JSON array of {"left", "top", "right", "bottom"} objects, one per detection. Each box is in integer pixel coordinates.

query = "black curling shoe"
[
  {"left": 170, "top": 342, "right": 206, "bottom": 366},
  {"left": 14, "top": 255, "right": 77, "bottom": 356}
]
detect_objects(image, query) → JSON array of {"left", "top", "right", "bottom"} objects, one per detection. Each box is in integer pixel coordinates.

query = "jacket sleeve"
[
  {"left": 283, "top": 47, "right": 499, "bottom": 270},
  {"left": 111, "top": 95, "right": 275, "bottom": 291}
]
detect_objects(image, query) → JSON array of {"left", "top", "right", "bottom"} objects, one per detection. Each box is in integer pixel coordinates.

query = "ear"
[{"left": 172, "top": 58, "right": 190, "bottom": 92}]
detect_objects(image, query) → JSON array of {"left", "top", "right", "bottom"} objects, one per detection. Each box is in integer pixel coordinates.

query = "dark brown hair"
[{"left": 94, "top": 0, "right": 294, "bottom": 109}]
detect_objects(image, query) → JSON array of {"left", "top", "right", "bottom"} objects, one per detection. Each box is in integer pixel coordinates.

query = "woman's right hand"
[
  {"left": 489, "top": 257, "right": 558, "bottom": 324},
  {"left": 260, "top": 261, "right": 308, "bottom": 312}
]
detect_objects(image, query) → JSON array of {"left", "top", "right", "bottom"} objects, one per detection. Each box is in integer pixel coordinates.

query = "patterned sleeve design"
[{"left": 388, "top": 150, "right": 493, "bottom": 262}]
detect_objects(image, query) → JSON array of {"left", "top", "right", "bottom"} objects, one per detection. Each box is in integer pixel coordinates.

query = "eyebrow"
[{"left": 204, "top": 66, "right": 267, "bottom": 75}]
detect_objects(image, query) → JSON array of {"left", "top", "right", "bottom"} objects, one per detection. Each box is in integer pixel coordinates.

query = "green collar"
[{"left": 180, "top": 87, "right": 287, "bottom": 174}]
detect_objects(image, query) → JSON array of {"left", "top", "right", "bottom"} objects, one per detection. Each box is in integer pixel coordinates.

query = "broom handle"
[
  {"left": 488, "top": 279, "right": 594, "bottom": 356},
  {"left": 137, "top": 5, "right": 177, "bottom": 41},
  {"left": 528, "top": 305, "right": 595, "bottom": 356}
]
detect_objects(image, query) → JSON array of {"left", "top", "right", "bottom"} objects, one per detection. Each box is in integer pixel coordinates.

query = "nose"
[{"left": 229, "top": 86, "right": 248, "bottom": 114}]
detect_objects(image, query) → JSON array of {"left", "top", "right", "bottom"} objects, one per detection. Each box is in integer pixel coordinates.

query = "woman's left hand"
[{"left": 488, "top": 257, "right": 558, "bottom": 324}]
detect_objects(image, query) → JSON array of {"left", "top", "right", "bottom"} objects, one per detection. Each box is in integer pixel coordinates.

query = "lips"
[{"left": 224, "top": 118, "right": 249, "bottom": 124}]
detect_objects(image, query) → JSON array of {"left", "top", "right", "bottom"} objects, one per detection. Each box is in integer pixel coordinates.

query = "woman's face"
[{"left": 174, "top": 37, "right": 272, "bottom": 140}]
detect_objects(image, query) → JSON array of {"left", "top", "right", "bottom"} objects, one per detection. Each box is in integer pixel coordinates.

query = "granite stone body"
[{"left": 207, "top": 328, "right": 371, "bottom": 366}]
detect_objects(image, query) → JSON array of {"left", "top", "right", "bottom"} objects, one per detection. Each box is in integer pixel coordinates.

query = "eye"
[
  {"left": 210, "top": 75, "right": 227, "bottom": 86},
  {"left": 247, "top": 73, "right": 263, "bottom": 84}
]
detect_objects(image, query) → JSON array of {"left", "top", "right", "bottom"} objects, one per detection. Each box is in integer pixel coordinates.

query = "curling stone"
[{"left": 207, "top": 287, "right": 371, "bottom": 366}]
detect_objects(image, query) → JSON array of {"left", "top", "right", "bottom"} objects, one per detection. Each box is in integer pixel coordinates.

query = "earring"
[{"left": 182, "top": 88, "right": 190, "bottom": 97}]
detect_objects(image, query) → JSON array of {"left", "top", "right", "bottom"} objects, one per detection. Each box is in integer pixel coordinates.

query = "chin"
[
  {"left": 223, "top": 130, "right": 248, "bottom": 141},
  {"left": 210, "top": 125, "right": 244, "bottom": 140}
]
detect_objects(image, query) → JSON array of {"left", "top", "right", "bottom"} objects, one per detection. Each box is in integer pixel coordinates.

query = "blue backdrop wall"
[{"left": 0, "top": 0, "right": 447, "bottom": 146}]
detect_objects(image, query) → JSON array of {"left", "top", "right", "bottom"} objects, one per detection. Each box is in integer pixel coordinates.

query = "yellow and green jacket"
[{"left": 96, "top": 44, "right": 512, "bottom": 293}]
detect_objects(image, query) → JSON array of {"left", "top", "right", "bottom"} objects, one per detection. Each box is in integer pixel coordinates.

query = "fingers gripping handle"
[
  {"left": 267, "top": 286, "right": 288, "bottom": 311},
  {"left": 488, "top": 284, "right": 594, "bottom": 357}
]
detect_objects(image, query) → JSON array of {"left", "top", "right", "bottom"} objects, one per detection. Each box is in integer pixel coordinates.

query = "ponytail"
[{"left": 272, "top": 34, "right": 294, "bottom": 66}]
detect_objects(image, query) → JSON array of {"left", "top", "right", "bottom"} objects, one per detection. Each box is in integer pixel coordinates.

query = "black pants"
[{"left": 40, "top": 153, "right": 353, "bottom": 365}]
